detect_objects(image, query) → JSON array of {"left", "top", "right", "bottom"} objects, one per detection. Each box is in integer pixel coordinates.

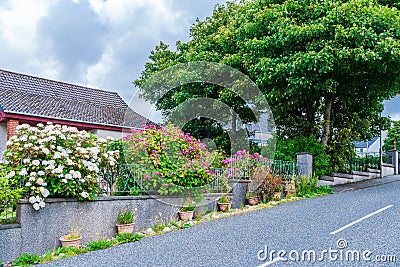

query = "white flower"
[
  {"left": 25, "top": 182, "right": 32, "bottom": 187},
  {"left": 33, "top": 203, "right": 40, "bottom": 210},
  {"left": 42, "top": 148, "right": 50, "bottom": 155},
  {"left": 29, "top": 196, "right": 36, "bottom": 203},
  {"left": 65, "top": 174, "right": 72, "bottom": 180},
  {"left": 20, "top": 168, "right": 28, "bottom": 176},
  {"left": 71, "top": 170, "right": 81, "bottom": 179},
  {"left": 40, "top": 187, "right": 50, "bottom": 198},
  {"left": 6, "top": 171, "right": 15, "bottom": 178},
  {"left": 36, "top": 178, "right": 44, "bottom": 185},
  {"left": 39, "top": 201, "right": 45, "bottom": 208},
  {"left": 29, "top": 176, "right": 36, "bottom": 182},
  {"left": 30, "top": 172, "right": 37, "bottom": 177},
  {"left": 81, "top": 191, "right": 89, "bottom": 198},
  {"left": 38, "top": 171, "right": 45, "bottom": 176},
  {"left": 32, "top": 160, "right": 40, "bottom": 166},
  {"left": 35, "top": 196, "right": 41, "bottom": 203},
  {"left": 62, "top": 179, "right": 68, "bottom": 184},
  {"left": 23, "top": 159, "right": 31, "bottom": 164}
]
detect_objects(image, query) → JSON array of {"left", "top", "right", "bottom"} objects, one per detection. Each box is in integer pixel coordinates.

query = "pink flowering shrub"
[
  {"left": 123, "top": 124, "right": 214, "bottom": 195},
  {"left": 221, "top": 150, "right": 271, "bottom": 179},
  {"left": 4, "top": 123, "right": 118, "bottom": 210}
]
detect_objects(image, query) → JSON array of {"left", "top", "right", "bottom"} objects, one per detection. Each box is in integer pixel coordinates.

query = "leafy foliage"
[
  {"left": 117, "top": 208, "right": 135, "bottom": 224},
  {"left": 13, "top": 253, "right": 41, "bottom": 266},
  {"left": 294, "top": 175, "right": 333, "bottom": 197},
  {"left": 87, "top": 239, "right": 114, "bottom": 251},
  {"left": 274, "top": 135, "right": 332, "bottom": 177},
  {"left": 3, "top": 123, "right": 118, "bottom": 210},
  {"left": 0, "top": 164, "right": 22, "bottom": 216},
  {"left": 136, "top": 0, "right": 400, "bottom": 169},
  {"left": 115, "top": 233, "right": 144, "bottom": 244},
  {"left": 383, "top": 120, "right": 400, "bottom": 151},
  {"left": 123, "top": 124, "right": 215, "bottom": 195}
]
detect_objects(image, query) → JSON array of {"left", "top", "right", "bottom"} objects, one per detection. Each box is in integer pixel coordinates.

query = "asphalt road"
[{"left": 40, "top": 180, "right": 400, "bottom": 267}]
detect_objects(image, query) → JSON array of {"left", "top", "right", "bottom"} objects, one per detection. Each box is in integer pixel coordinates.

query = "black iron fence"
[{"left": 348, "top": 153, "right": 389, "bottom": 173}]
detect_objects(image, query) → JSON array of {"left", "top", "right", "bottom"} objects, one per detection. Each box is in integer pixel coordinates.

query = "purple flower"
[
  {"left": 153, "top": 171, "right": 161, "bottom": 176},
  {"left": 162, "top": 183, "right": 170, "bottom": 187},
  {"left": 144, "top": 174, "right": 151, "bottom": 180}
]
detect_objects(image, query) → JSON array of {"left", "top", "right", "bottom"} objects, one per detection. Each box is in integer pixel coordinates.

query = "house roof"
[
  {"left": 353, "top": 137, "right": 379, "bottom": 148},
  {"left": 0, "top": 69, "right": 150, "bottom": 128}
]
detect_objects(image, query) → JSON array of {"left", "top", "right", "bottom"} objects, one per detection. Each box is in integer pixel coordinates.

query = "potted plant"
[
  {"left": 116, "top": 208, "right": 135, "bottom": 234},
  {"left": 245, "top": 192, "right": 259, "bottom": 206},
  {"left": 178, "top": 205, "right": 195, "bottom": 221},
  {"left": 59, "top": 224, "right": 81, "bottom": 248},
  {"left": 217, "top": 195, "right": 231, "bottom": 212}
]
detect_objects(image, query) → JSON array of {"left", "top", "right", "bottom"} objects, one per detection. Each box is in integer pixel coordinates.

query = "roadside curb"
[{"left": 334, "top": 178, "right": 400, "bottom": 193}]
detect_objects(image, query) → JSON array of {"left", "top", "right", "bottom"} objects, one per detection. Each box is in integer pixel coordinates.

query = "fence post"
[
  {"left": 388, "top": 149, "right": 399, "bottom": 175},
  {"left": 297, "top": 152, "right": 313, "bottom": 180}
]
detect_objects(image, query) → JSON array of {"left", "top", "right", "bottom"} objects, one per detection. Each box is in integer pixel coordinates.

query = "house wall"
[{"left": 0, "top": 122, "right": 7, "bottom": 158}]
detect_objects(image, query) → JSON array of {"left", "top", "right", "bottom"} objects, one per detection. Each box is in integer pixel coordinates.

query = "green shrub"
[
  {"left": 13, "top": 253, "right": 40, "bottom": 266},
  {"left": 295, "top": 175, "right": 333, "bottom": 197},
  {"left": 275, "top": 135, "right": 332, "bottom": 177},
  {"left": 122, "top": 124, "right": 215, "bottom": 195},
  {"left": 0, "top": 164, "right": 22, "bottom": 217},
  {"left": 117, "top": 208, "right": 134, "bottom": 224},
  {"left": 115, "top": 233, "right": 144, "bottom": 244},
  {"left": 87, "top": 239, "right": 114, "bottom": 251},
  {"left": 4, "top": 123, "right": 119, "bottom": 210}
]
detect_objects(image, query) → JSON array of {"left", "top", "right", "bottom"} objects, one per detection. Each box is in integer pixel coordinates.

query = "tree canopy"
[{"left": 135, "top": 0, "right": 400, "bottom": 159}]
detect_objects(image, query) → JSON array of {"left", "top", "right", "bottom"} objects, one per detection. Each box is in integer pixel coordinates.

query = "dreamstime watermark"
[{"left": 257, "top": 239, "right": 397, "bottom": 266}]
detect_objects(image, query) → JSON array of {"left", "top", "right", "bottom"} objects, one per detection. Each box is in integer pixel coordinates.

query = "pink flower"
[
  {"left": 144, "top": 174, "right": 151, "bottom": 180},
  {"left": 162, "top": 183, "right": 170, "bottom": 187}
]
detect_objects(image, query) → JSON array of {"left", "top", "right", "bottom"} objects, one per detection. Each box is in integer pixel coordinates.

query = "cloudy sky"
[
  {"left": 0, "top": 0, "right": 399, "bottom": 123},
  {"left": 0, "top": 0, "right": 226, "bottom": 122}
]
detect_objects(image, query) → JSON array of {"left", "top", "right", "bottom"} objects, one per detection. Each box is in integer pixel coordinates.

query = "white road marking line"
[
  {"left": 257, "top": 257, "right": 285, "bottom": 267},
  {"left": 330, "top": 205, "right": 394, "bottom": 235}
]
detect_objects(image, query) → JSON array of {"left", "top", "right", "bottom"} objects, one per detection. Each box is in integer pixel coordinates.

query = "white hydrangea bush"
[{"left": 4, "top": 123, "right": 119, "bottom": 210}]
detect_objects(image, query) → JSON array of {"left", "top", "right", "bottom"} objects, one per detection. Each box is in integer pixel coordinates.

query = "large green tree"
[{"left": 135, "top": 0, "right": 400, "bottom": 159}]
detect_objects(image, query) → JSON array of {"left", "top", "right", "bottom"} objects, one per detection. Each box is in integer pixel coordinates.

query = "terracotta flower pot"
[
  {"left": 246, "top": 196, "right": 259, "bottom": 206},
  {"left": 178, "top": 210, "right": 194, "bottom": 221},
  {"left": 59, "top": 235, "right": 81, "bottom": 248},
  {"left": 116, "top": 223, "right": 135, "bottom": 234},
  {"left": 217, "top": 202, "right": 231, "bottom": 212}
]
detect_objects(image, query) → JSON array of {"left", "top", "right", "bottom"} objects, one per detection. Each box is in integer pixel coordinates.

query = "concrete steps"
[{"left": 317, "top": 169, "right": 379, "bottom": 187}]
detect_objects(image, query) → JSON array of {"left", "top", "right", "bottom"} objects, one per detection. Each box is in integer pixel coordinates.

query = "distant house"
[
  {"left": 353, "top": 131, "right": 387, "bottom": 156},
  {"left": 0, "top": 69, "right": 150, "bottom": 155}
]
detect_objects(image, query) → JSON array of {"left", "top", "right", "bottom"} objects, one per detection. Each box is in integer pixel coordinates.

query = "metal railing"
[
  {"left": 98, "top": 158, "right": 300, "bottom": 196},
  {"left": 348, "top": 153, "right": 389, "bottom": 173}
]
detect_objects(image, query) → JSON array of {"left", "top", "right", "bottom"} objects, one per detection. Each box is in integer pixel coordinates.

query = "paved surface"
[
  {"left": 332, "top": 175, "right": 400, "bottom": 193},
  {"left": 40, "top": 177, "right": 400, "bottom": 267}
]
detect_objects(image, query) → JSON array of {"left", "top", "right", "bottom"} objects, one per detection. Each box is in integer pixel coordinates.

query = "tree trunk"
[{"left": 322, "top": 94, "right": 334, "bottom": 146}]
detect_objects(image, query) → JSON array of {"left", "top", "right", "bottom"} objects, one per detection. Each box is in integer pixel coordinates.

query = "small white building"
[{"left": 353, "top": 131, "right": 387, "bottom": 156}]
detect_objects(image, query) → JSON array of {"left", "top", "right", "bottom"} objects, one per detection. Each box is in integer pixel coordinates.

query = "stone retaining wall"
[{"left": 1, "top": 181, "right": 247, "bottom": 262}]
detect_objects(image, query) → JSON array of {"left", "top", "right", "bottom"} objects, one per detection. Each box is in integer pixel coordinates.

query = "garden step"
[
  {"left": 320, "top": 176, "right": 334, "bottom": 182},
  {"left": 317, "top": 179, "right": 334, "bottom": 187},
  {"left": 333, "top": 177, "right": 354, "bottom": 185},
  {"left": 332, "top": 173, "right": 354, "bottom": 179}
]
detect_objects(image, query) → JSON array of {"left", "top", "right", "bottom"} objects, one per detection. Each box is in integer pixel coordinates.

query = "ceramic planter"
[
  {"left": 59, "top": 235, "right": 81, "bottom": 248},
  {"left": 217, "top": 202, "right": 231, "bottom": 212},
  {"left": 178, "top": 210, "right": 194, "bottom": 221},
  {"left": 116, "top": 223, "right": 135, "bottom": 234},
  {"left": 246, "top": 196, "right": 259, "bottom": 206}
]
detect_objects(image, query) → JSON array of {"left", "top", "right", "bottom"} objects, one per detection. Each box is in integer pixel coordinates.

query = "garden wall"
[{"left": 1, "top": 181, "right": 247, "bottom": 262}]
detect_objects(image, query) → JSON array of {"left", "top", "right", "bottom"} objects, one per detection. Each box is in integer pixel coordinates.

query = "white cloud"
[{"left": 0, "top": 0, "right": 52, "bottom": 52}]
